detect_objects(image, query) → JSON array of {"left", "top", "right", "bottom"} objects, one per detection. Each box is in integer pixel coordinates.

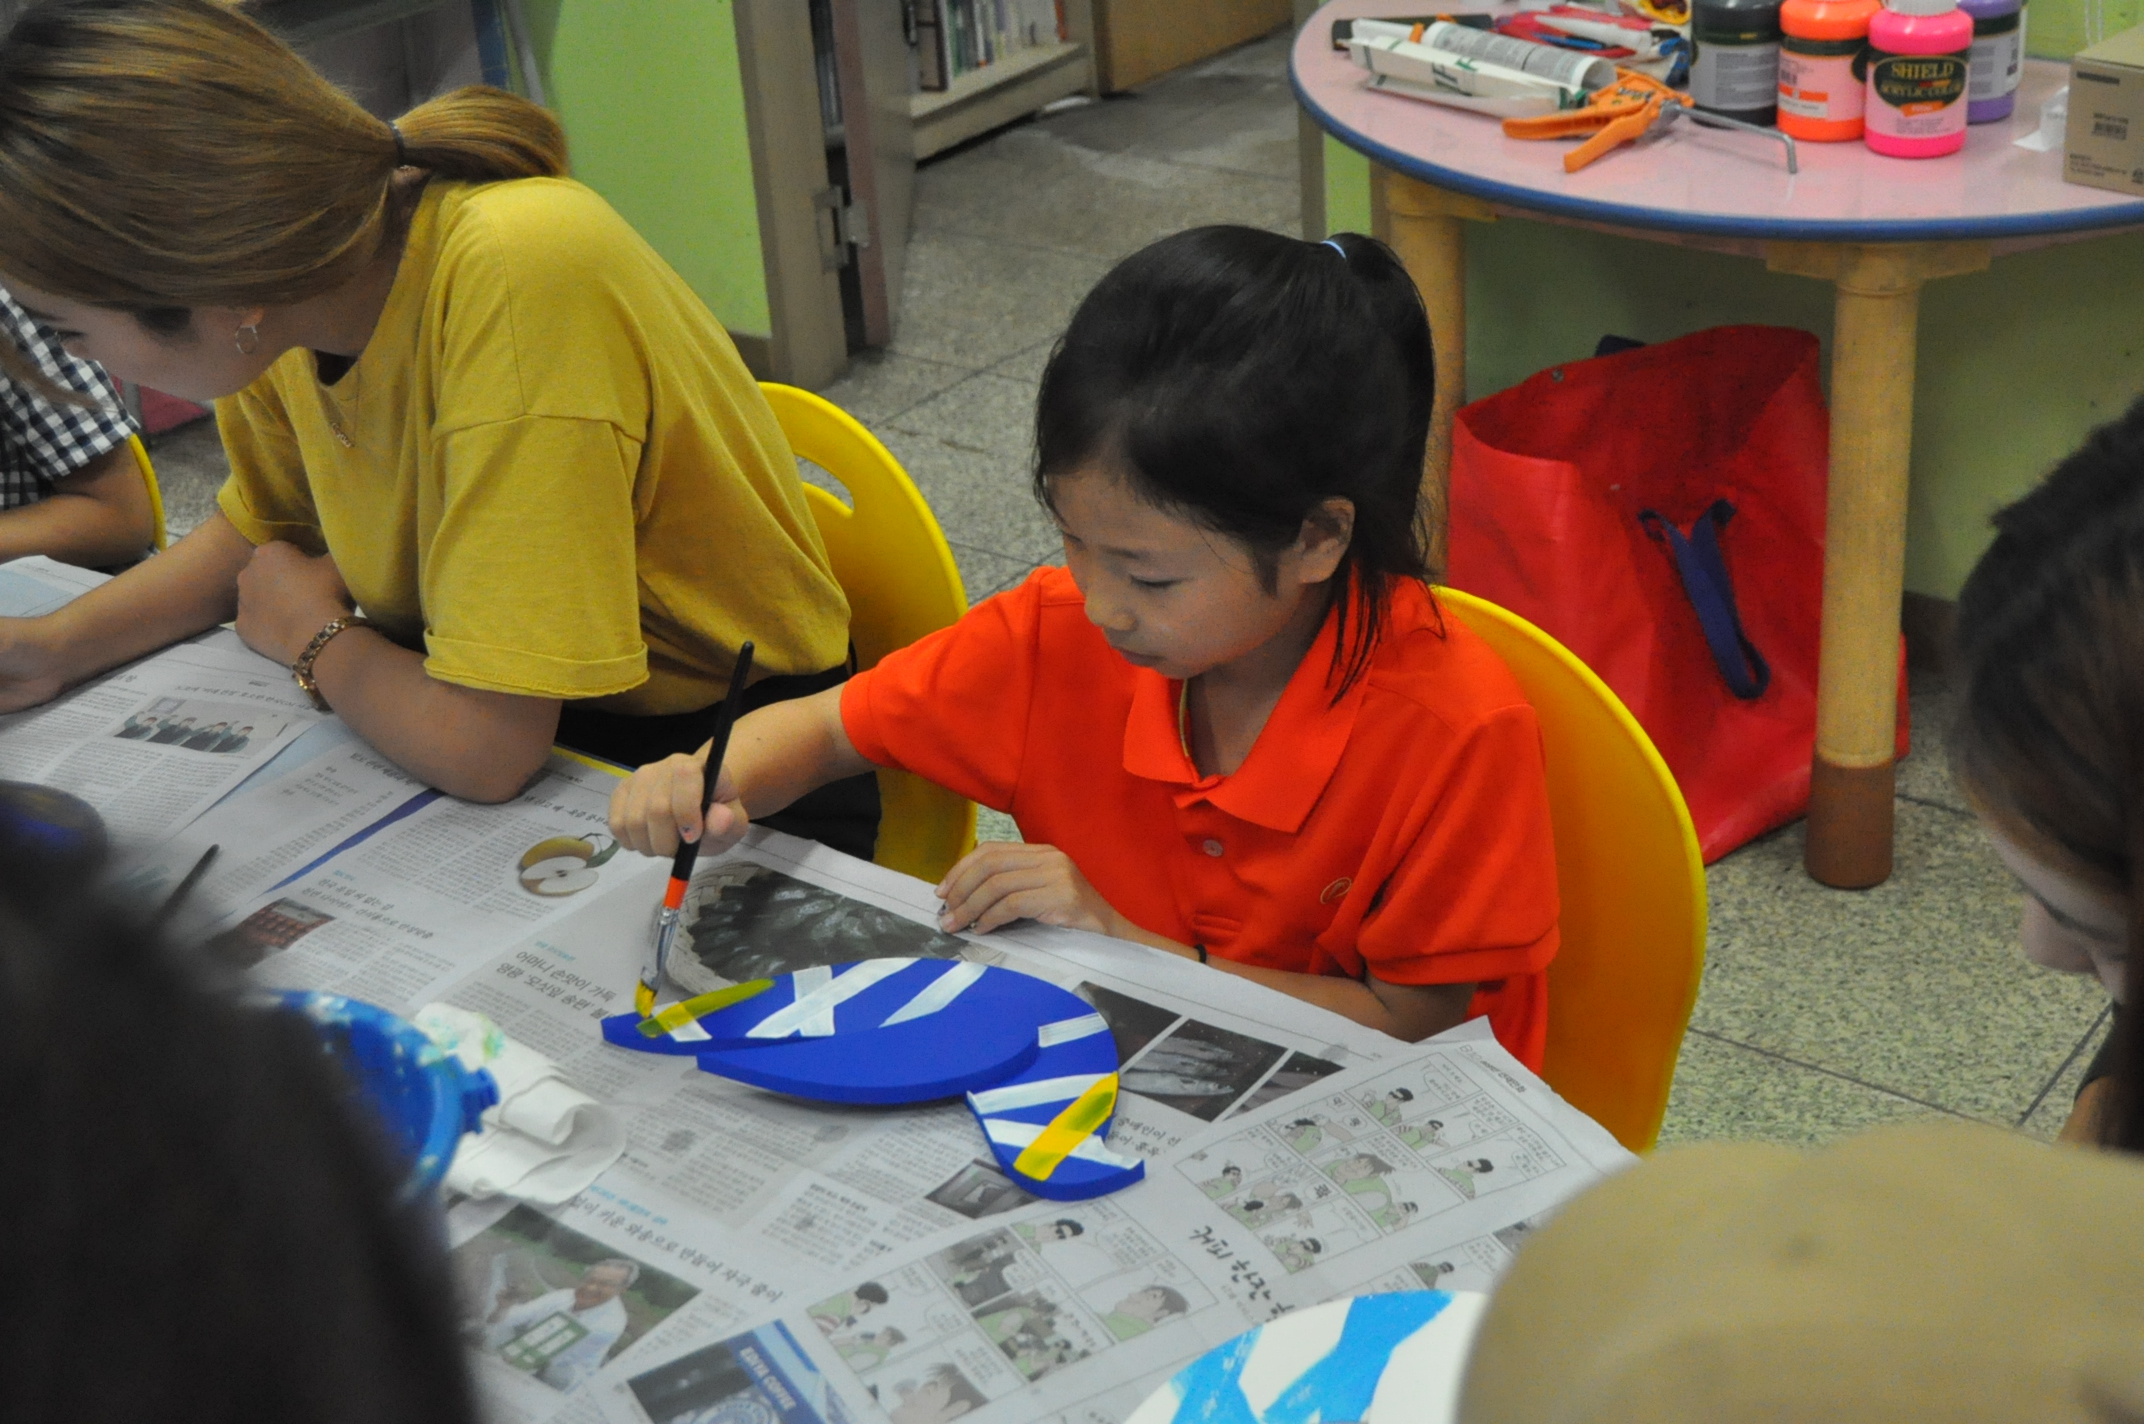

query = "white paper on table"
[
  {"left": 2016, "top": 84, "right": 2068, "bottom": 150},
  {"left": 112, "top": 732, "right": 429, "bottom": 935},
  {"left": 0, "top": 554, "right": 109, "bottom": 616},
  {"left": 0, "top": 638, "right": 320, "bottom": 851},
  {"left": 234, "top": 805, "right": 1637, "bottom": 1424},
  {"left": 415, "top": 1002, "right": 625, "bottom": 1206},
  {"left": 227, "top": 750, "right": 671, "bottom": 1014}
]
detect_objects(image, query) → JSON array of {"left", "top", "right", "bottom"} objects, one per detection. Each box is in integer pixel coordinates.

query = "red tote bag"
[{"left": 1446, "top": 325, "right": 1906, "bottom": 863}]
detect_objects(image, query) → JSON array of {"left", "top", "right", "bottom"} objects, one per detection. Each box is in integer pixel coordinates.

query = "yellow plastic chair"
[
  {"left": 1438, "top": 586, "right": 1707, "bottom": 1153},
  {"left": 126, "top": 434, "right": 168, "bottom": 551},
  {"left": 760, "top": 382, "right": 978, "bottom": 884}
]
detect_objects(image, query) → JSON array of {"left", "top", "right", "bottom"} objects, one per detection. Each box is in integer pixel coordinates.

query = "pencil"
[{"left": 636, "top": 641, "right": 755, "bottom": 1016}]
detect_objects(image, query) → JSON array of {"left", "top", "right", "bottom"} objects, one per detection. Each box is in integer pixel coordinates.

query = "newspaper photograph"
[
  {"left": 447, "top": 1178, "right": 798, "bottom": 1424},
  {"left": 0, "top": 637, "right": 318, "bottom": 848},
  {"left": 622, "top": 1321, "right": 850, "bottom": 1424}
]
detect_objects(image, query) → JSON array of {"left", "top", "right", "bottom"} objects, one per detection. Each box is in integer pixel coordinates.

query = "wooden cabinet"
[{"left": 1090, "top": 0, "right": 1292, "bottom": 92}]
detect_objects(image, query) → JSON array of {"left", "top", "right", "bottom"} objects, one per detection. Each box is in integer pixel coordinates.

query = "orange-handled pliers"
[{"left": 1502, "top": 69, "right": 1691, "bottom": 173}]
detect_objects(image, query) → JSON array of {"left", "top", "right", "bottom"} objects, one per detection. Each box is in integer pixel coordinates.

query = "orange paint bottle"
[{"left": 1779, "top": 0, "right": 1881, "bottom": 140}]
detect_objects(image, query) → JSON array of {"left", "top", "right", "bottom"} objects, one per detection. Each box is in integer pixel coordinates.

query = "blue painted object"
[
  {"left": 1128, "top": 1291, "right": 1487, "bottom": 1424},
  {"left": 602, "top": 961, "right": 1146, "bottom": 1197},
  {"left": 269, "top": 990, "right": 496, "bottom": 1200},
  {"left": 683, "top": 960, "right": 1052, "bottom": 1104},
  {"left": 965, "top": 1004, "right": 1144, "bottom": 1200}
]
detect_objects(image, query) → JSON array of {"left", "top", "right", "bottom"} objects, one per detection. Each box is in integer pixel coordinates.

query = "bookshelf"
[{"left": 911, "top": 39, "right": 1091, "bottom": 159}]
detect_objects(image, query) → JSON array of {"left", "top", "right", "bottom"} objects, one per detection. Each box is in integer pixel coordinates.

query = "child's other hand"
[
  {"left": 608, "top": 745, "right": 746, "bottom": 858},
  {"left": 936, "top": 842, "right": 1127, "bottom": 937}
]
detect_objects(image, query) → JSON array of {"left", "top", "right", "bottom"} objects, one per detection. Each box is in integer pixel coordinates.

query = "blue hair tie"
[{"left": 1322, "top": 238, "right": 1348, "bottom": 258}]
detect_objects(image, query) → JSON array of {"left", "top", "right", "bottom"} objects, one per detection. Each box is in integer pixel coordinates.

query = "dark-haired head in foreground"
[
  {"left": 1952, "top": 391, "right": 2144, "bottom": 1152},
  {"left": 0, "top": 860, "right": 477, "bottom": 1423}
]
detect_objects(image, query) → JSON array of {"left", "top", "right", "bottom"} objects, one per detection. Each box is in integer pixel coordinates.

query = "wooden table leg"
[
  {"left": 1376, "top": 168, "right": 1494, "bottom": 574},
  {"left": 1767, "top": 241, "right": 1989, "bottom": 888}
]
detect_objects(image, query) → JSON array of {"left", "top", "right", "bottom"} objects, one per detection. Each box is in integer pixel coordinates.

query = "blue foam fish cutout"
[
  {"left": 691, "top": 960, "right": 1082, "bottom": 1104},
  {"left": 602, "top": 959, "right": 1144, "bottom": 1194}
]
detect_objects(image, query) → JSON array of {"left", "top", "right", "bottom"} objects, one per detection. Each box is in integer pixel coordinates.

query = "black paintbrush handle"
[{"left": 668, "top": 641, "right": 755, "bottom": 884}]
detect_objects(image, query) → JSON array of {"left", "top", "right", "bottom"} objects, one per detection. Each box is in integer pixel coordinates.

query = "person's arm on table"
[
  {"left": 609, "top": 689, "right": 1478, "bottom": 1042},
  {"left": 0, "top": 509, "right": 253, "bottom": 709},
  {"left": 609, "top": 685, "right": 871, "bottom": 854},
  {"left": 935, "top": 841, "right": 1475, "bottom": 1042},
  {"left": 0, "top": 444, "right": 155, "bottom": 567},
  {"left": 235, "top": 541, "right": 560, "bottom": 803}
]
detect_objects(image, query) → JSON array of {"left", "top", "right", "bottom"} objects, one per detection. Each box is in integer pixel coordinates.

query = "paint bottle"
[
  {"left": 1778, "top": 0, "right": 1881, "bottom": 140},
  {"left": 1958, "top": 0, "right": 2024, "bottom": 121},
  {"left": 1692, "top": 0, "right": 1785, "bottom": 125},
  {"left": 1864, "top": 0, "right": 1972, "bottom": 157}
]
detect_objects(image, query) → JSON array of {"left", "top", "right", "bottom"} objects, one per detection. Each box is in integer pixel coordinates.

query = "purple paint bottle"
[{"left": 1959, "top": 0, "right": 2023, "bottom": 121}]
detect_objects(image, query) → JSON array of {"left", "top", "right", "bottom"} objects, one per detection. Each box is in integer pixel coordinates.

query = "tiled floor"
[{"left": 149, "top": 27, "right": 2111, "bottom": 1149}]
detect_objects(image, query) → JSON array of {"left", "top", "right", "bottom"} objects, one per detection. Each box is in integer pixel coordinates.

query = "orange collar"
[{"left": 1120, "top": 591, "right": 1372, "bottom": 834}]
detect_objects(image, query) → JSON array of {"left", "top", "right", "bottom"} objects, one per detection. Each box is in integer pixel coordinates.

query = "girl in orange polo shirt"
[{"left": 611, "top": 227, "right": 1561, "bottom": 1065}]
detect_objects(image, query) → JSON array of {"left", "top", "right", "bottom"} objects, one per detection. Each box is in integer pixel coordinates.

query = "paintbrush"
[
  {"left": 636, "top": 641, "right": 754, "bottom": 1016},
  {"left": 151, "top": 843, "right": 218, "bottom": 930}
]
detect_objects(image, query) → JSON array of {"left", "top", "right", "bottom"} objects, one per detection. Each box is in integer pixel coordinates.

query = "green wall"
[
  {"left": 520, "top": 0, "right": 771, "bottom": 337},
  {"left": 1321, "top": 5, "right": 2144, "bottom": 600}
]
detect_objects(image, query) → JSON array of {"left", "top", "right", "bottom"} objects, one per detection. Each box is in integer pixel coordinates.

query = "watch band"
[{"left": 291, "top": 614, "right": 376, "bottom": 712}]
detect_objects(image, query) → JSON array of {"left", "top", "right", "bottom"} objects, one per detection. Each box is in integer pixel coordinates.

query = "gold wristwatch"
[{"left": 291, "top": 614, "right": 377, "bottom": 712}]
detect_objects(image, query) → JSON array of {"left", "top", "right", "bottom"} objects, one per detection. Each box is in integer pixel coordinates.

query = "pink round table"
[{"left": 1295, "top": 4, "right": 2144, "bottom": 886}]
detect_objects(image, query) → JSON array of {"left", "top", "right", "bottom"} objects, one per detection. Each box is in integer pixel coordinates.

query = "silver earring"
[{"left": 234, "top": 324, "right": 260, "bottom": 355}]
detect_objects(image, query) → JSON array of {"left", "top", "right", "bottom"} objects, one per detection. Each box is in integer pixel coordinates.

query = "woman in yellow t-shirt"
[{"left": 0, "top": 0, "right": 876, "bottom": 850}]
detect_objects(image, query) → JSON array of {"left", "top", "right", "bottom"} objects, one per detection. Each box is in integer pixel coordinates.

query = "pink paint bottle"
[{"left": 1864, "top": 0, "right": 1973, "bottom": 157}]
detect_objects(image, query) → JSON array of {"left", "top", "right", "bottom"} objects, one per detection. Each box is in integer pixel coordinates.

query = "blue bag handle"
[{"left": 1638, "top": 500, "right": 1771, "bottom": 700}]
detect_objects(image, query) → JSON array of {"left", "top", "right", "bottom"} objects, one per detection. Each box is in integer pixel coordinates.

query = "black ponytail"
[{"left": 1033, "top": 226, "right": 1436, "bottom": 696}]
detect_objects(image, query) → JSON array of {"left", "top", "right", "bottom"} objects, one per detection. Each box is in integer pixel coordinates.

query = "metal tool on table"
[{"left": 1503, "top": 68, "right": 1799, "bottom": 173}]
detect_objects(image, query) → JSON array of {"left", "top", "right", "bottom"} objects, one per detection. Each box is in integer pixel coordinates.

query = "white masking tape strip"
[
  {"left": 879, "top": 960, "right": 988, "bottom": 1027},
  {"left": 967, "top": 1072, "right": 1108, "bottom": 1115},
  {"left": 747, "top": 958, "right": 913, "bottom": 1039},
  {"left": 1037, "top": 1013, "right": 1110, "bottom": 1047}
]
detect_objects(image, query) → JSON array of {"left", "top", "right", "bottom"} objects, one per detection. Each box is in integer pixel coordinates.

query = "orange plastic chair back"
[
  {"left": 1439, "top": 586, "right": 1706, "bottom": 1153},
  {"left": 127, "top": 434, "right": 167, "bottom": 551},
  {"left": 760, "top": 382, "right": 978, "bottom": 884}
]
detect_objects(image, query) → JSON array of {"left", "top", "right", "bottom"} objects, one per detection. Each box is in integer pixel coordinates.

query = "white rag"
[{"left": 412, "top": 1003, "right": 624, "bottom": 1205}]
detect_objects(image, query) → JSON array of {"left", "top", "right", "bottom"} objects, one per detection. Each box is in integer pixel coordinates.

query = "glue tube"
[
  {"left": 1779, "top": 0, "right": 1880, "bottom": 140},
  {"left": 1864, "top": 0, "right": 1971, "bottom": 157}
]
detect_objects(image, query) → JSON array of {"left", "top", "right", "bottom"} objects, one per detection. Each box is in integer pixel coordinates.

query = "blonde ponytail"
[
  {"left": 0, "top": 0, "right": 567, "bottom": 317},
  {"left": 395, "top": 86, "right": 567, "bottom": 184}
]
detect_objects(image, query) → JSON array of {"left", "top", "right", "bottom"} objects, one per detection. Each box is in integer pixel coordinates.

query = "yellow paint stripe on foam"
[
  {"left": 638, "top": 979, "right": 774, "bottom": 1038},
  {"left": 1012, "top": 1074, "right": 1119, "bottom": 1181}
]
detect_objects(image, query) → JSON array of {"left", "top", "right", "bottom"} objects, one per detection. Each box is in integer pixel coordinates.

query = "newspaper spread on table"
[
  {"left": 0, "top": 557, "right": 319, "bottom": 849},
  {"left": 192, "top": 779, "right": 1632, "bottom": 1424},
  {"left": 0, "top": 555, "right": 1636, "bottom": 1424}
]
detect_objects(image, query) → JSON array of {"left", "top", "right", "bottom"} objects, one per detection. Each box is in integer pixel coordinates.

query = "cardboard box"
[{"left": 2066, "top": 25, "right": 2144, "bottom": 195}]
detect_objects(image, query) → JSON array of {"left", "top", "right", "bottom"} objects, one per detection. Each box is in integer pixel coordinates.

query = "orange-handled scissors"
[{"left": 1502, "top": 69, "right": 1691, "bottom": 173}]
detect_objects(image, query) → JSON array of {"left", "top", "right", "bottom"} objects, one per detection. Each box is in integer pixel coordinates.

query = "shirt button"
[{"left": 1202, "top": 838, "right": 1225, "bottom": 858}]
